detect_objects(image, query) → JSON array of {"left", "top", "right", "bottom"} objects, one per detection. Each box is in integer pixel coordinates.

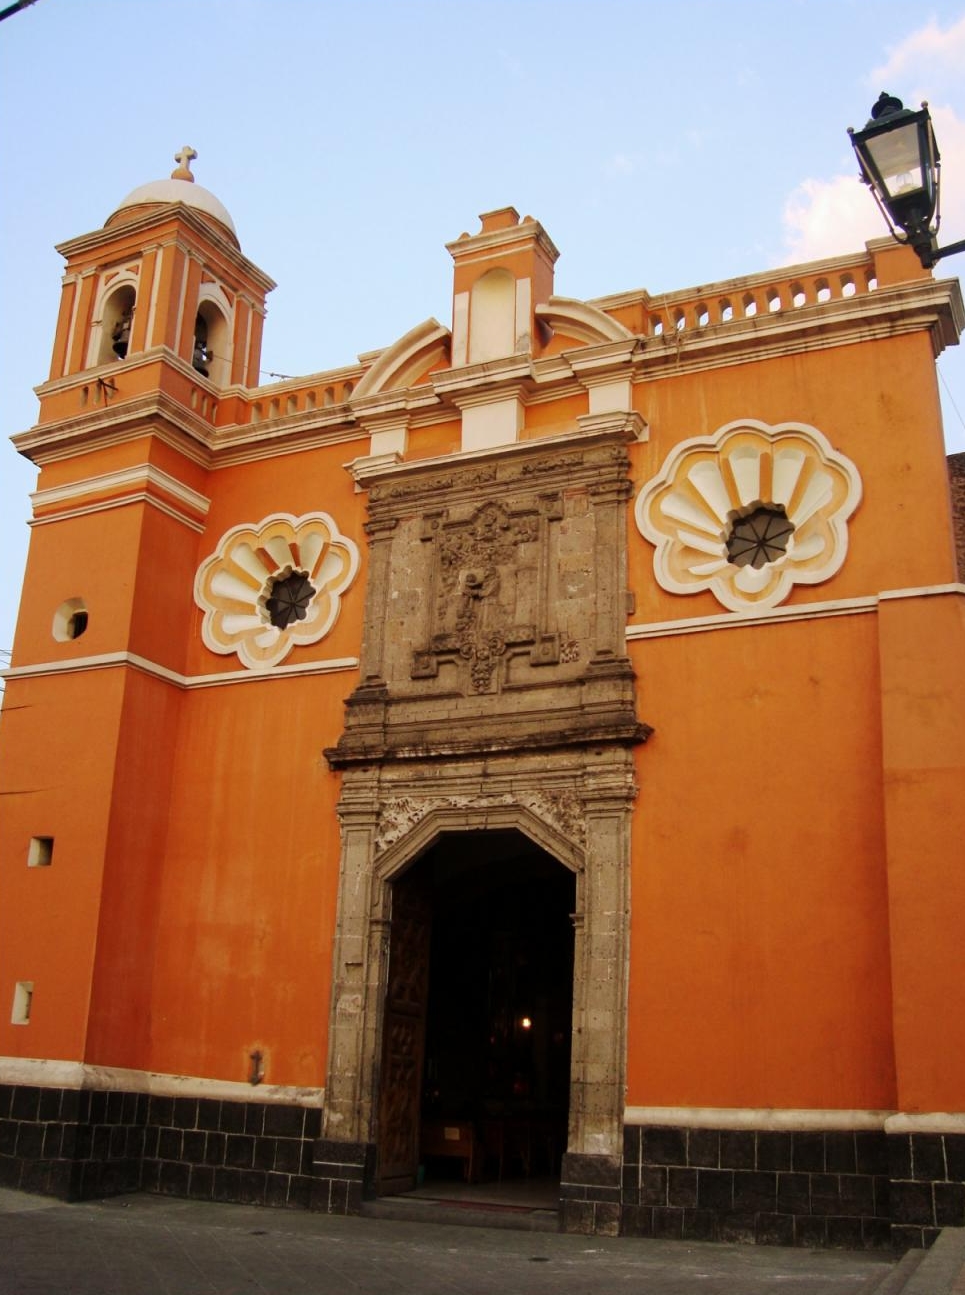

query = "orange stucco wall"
[
  {"left": 626, "top": 613, "right": 896, "bottom": 1111},
  {"left": 3, "top": 198, "right": 963, "bottom": 1136},
  {"left": 0, "top": 669, "right": 128, "bottom": 1061},
  {"left": 140, "top": 671, "right": 349, "bottom": 1086},
  {"left": 878, "top": 593, "right": 965, "bottom": 1112}
]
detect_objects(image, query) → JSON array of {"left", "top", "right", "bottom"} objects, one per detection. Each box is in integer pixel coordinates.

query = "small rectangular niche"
[
  {"left": 11, "top": 981, "right": 34, "bottom": 1025},
  {"left": 27, "top": 836, "right": 54, "bottom": 867}
]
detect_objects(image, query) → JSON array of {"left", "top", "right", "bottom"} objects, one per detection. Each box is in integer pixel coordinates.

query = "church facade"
[{"left": 1, "top": 153, "right": 964, "bottom": 1249}]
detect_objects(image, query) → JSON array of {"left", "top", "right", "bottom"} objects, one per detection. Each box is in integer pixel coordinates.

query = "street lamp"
[{"left": 848, "top": 93, "right": 965, "bottom": 269}]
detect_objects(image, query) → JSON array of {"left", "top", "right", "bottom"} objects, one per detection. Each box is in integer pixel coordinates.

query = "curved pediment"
[
  {"left": 353, "top": 318, "right": 451, "bottom": 399},
  {"left": 535, "top": 296, "right": 635, "bottom": 346}
]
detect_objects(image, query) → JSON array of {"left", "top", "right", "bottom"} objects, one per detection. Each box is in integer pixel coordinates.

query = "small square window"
[
  {"left": 27, "top": 836, "right": 54, "bottom": 867},
  {"left": 11, "top": 981, "right": 33, "bottom": 1025}
]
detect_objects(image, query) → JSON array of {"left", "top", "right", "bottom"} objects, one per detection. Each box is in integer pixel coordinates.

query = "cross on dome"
[{"left": 171, "top": 146, "right": 198, "bottom": 183}]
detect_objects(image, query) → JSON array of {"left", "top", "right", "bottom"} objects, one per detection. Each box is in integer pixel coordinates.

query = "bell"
[{"left": 112, "top": 313, "right": 131, "bottom": 359}]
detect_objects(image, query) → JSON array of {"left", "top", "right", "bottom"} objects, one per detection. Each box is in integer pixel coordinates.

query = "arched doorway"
[{"left": 377, "top": 830, "right": 575, "bottom": 1198}]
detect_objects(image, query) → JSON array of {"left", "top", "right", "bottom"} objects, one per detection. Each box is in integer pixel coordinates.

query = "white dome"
[{"left": 111, "top": 177, "right": 237, "bottom": 238}]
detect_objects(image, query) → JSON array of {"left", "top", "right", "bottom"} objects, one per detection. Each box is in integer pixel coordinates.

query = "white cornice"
[
  {"left": 431, "top": 355, "right": 534, "bottom": 400},
  {"left": 577, "top": 410, "right": 647, "bottom": 441},
  {"left": 566, "top": 338, "right": 640, "bottom": 376},
  {"left": 625, "top": 1106, "right": 894, "bottom": 1131},
  {"left": 446, "top": 218, "right": 559, "bottom": 264},
  {"left": 29, "top": 491, "right": 208, "bottom": 533},
  {"left": 3, "top": 651, "right": 360, "bottom": 690},
  {"left": 16, "top": 392, "right": 217, "bottom": 465},
  {"left": 31, "top": 464, "right": 209, "bottom": 515},
  {"left": 0, "top": 1056, "right": 323, "bottom": 1107},
  {"left": 55, "top": 204, "right": 276, "bottom": 294},
  {"left": 345, "top": 416, "right": 637, "bottom": 488},
  {"left": 449, "top": 380, "right": 531, "bottom": 412},
  {"left": 208, "top": 423, "right": 366, "bottom": 469},
  {"left": 878, "top": 581, "right": 965, "bottom": 601},
  {"left": 626, "top": 584, "right": 964, "bottom": 641},
  {"left": 625, "top": 1104, "right": 965, "bottom": 1134}
]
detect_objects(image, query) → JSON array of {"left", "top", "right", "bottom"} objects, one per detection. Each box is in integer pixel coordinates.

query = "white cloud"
[
  {"left": 781, "top": 173, "right": 880, "bottom": 263},
  {"left": 870, "top": 16, "right": 965, "bottom": 102},
  {"left": 925, "top": 104, "right": 965, "bottom": 240},
  {"left": 605, "top": 152, "right": 638, "bottom": 177},
  {"left": 780, "top": 16, "right": 965, "bottom": 267}
]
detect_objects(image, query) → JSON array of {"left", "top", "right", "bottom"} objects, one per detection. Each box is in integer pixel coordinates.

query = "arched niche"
[{"left": 469, "top": 267, "right": 516, "bottom": 363}]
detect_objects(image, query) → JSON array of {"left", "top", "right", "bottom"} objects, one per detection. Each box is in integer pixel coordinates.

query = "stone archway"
[{"left": 315, "top": 748, "right": 636, "bottom": 1227}]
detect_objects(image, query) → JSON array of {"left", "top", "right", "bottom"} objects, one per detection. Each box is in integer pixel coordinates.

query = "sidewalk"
[{"left": 0, "top": 1186, "right": 902, "bottom": 1295}]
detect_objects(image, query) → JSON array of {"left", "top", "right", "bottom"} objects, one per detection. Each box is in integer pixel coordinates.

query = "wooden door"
[{"left": 377, "top": 867, "right": 432, "bottom": 1194}]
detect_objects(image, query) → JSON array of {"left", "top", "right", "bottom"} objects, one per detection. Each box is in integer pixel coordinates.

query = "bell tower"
[
  {"left": 41, "top": 147, "right": 274, "bottom": 426},
  {"left": 0, "top": 152, "right": 275, "bottom": 1089}
]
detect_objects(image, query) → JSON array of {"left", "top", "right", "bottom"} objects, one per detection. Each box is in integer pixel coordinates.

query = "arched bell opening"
[
  {"left": 377, "top": 829, "right": 576, "bottom": 1202},
  {"left": 97, "top": 284, "right": 136, "bottom": 366},
  {"left": 193, "top": 299, "right": 231, "bottom": 386}
]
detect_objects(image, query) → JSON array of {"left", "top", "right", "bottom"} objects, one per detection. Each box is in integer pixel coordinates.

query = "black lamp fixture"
[{"left": 848, "top": 93, "right": 965, "bottom": 269}]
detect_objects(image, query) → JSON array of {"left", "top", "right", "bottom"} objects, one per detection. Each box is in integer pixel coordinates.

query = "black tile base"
[
  {"left": 560, "top": 1152, "right": 622, "bottom": 1235},
  {"left": 619, "top": 1123, "right": 965, "bottom": 1250},
  {"left": 4, "top": 1084, "right": 965, "bottom": 1251},
  {"left": 309, "top": 1139, "right": 375, "bottom": 1215},
  {"left": 0, "top": 1083, "right": 320, "bottom": 1210}
]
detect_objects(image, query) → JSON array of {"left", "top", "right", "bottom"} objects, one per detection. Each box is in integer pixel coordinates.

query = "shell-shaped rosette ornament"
[
  {"left": 194, "top": 512, "right": 360, "bottom": 669},
  {"left": 635, "top": 420, "right": 862, "bottom": 611}
]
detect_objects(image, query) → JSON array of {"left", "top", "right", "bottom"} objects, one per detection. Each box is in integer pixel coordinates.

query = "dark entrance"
[{"left": 377, "top": 830, "right": 575, "bottom": 1197}]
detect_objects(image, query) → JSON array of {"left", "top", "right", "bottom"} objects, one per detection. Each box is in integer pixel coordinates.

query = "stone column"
[
  {"left": 561, "top": 754, "right": 635, "bottom": 1236},
  {"left": 315, "top": 773, "right": 384, "bottom": 1212}
]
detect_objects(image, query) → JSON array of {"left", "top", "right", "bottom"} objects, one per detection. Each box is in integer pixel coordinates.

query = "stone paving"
[{"left": 0, "top": 1187, "right": 899, "bottom": 1295}]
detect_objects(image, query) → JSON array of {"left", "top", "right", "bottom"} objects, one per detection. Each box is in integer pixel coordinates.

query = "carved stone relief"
[
  {"left": 327, "top": 425, "right": 648, "bottom": 767},
  {"left": 375, "top": 788, "right": 588, "bottom": 856}
]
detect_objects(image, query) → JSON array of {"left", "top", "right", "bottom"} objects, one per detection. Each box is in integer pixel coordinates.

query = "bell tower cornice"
[{"left": 54, "top": 205, "right": 276, "bottom": 295}]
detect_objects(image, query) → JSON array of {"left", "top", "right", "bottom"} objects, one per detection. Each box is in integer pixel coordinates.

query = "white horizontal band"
[
  {"left": 2, "top": 651, "right": 359, "bottom": 690},
  {"left": 627, "top": 583, "right": 965, "bottom": 641},
  {"left": 0, "top": 1055, "right": 323, "bottom": 1108},
  {"left": 625, "top": 1106, "right": 893, "bottom": 1131},
  {"left": 626, "top": 1106, "right": 965, "bottom": 1133}
]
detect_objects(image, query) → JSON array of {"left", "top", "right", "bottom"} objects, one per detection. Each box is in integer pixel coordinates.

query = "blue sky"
[{"left": 1, "top": 0, "right": 964, "bottom": 660}]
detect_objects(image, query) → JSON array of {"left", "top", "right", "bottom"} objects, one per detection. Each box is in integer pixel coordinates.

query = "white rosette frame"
[
  {"left": 195, "top": 511, "right": 360, "bottom": 670},
  {"left": 635, "top": 420, "right": 862, "bottom": 611}
]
